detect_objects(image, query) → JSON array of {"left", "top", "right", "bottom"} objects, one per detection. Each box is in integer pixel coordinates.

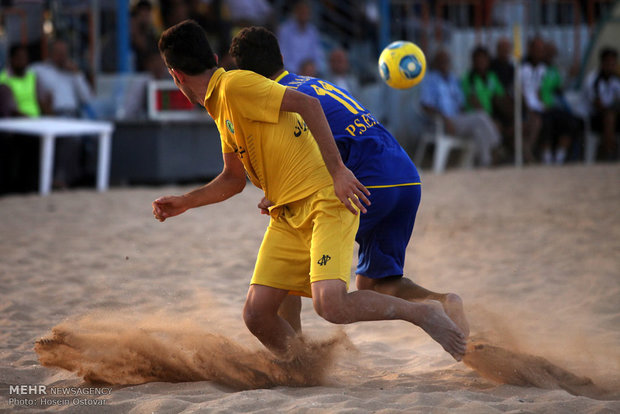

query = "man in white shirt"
[
  {"left": 30, "top": 39, "right": 94, "bottom": 187},
  {"left": 521, "top": 37, "right": 577, "bottom": 165},
  {"left": 31, "top": 39, "right": 93, "bottom": 117},
  {"left": 584, "top": 47, "right": 620, "bottom": 160}
]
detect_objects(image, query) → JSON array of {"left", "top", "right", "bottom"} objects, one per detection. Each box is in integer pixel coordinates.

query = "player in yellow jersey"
[{"left": 152, "top": 20, "right": 466, "bottom": 361}]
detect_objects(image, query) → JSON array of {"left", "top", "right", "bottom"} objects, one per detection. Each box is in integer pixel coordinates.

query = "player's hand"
[
  {"left": 152, "top": 195, "right": 190, "bottom": 222},
  {"left": 257, "top": 197, "right": 273, "bottom": 215},
  {"left": 332, "top": 166, "right": 370, "bottom": 215}
]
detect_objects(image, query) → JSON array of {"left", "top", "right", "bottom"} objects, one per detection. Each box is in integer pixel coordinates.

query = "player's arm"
[
  {"left": 152, "top": 152, "right": 246, "bottom": 222},
  {"left": 280, "top": 87, "right": 370, "bottom": 214}
]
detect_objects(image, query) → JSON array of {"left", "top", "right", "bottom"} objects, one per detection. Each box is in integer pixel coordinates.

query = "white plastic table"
[{"left": 0, "top": 117, "right": 114, "bottom": 195}]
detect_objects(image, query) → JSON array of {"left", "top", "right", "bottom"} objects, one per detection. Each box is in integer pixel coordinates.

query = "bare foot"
[
  {"left": 416, "top": 300, "right": 466, "bottom": 361},
  {"left": 440, "top": 293, "right": 470, "bottom": 338}
]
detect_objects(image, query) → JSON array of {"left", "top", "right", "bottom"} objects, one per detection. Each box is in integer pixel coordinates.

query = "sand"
[{"left": 1, "top": 164, "right": 619, "bottom": 413}]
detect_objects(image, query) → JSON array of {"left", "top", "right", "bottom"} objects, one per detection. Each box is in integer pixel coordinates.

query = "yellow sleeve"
[
  {"left": 227, "top": 71, "right": 287, "bottom": 124},
  {"left": 220, "top": 133, "right": 235, "bottom": 154}
]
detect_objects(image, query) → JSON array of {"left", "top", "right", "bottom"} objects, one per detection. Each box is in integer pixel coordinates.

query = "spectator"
[
  {"left": 541, "top": 41, "right": 579, "bottom": 164},
  {"left": 325, "top": 47, "right": 359, "bottom": 96},
  {"left": 143, "top": 52, "right": 168, "bottom": 79},
  {"left": 540, "top": 42, "right": 564, "bottom": 108},
  {"left": 225, "top": 0, "right": 273, "bottom": 27},
  {"left": 277, "top": 1, "right": 325, "bottom": 75},
  {"left": 30, "top": 39, "right": 93, "bottom": 117},
  {"left": 0, "top": 46, "right": 46, "bottom": 194},
  {"left": 489, "top": 37, "right": 515, "bottom": 93},
  {"left": 584, "top": 47, "right": 620, "bottom": 161},
  {"left": 461, "top": 46, "right": 506, "bottom": 115},
  {"left": 298, "top": 58, "right": 318, "bottom": 77},
  {"left": 130, "top": 0, "right": 160, "bottom": 73},
  {"left": 189, "top": 0, "right": 233, "bottom": 58},
  {"left": 30, "top": 39, "right": 95, "bottom": 187},
  {"left": 461, "top": 45, "right": 513, "bottom": 161},
  {"left": 160, "top": 0, "right": 190, "bottom": 28},
  {"left": 420, "top": 49, "right": 502, "bottom": 167},
  {"left": 520, "top": 36, "right": 546, "bottom": 163},
  {"left": 0, "top": 44, "right": 49, "bottom": 117},
  {"left": 0, "top": 85, "right": 17, "bottom": 117},
  {"left": 522, "top": 37, "right": 577, "bottom": 165}
]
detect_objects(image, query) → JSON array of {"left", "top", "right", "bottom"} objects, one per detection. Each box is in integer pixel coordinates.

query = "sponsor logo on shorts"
[{"left": 317, "top": 255, "right": 331, "bottom": 266}]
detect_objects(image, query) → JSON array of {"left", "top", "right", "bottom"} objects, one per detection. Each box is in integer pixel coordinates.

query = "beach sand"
[{"left": 1, "top": 164, "right": 619, "bottom": 413}]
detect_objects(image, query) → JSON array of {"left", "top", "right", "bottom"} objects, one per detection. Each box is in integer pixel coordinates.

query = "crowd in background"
[
  {"left": 0, "top": 0, "right": 618, "bottom": 194},
  {"left": 420, "top": 37, "right": 619, "bottom": 165}
]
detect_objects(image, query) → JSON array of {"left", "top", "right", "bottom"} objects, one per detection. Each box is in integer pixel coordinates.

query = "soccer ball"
[{"left": 378, "top": 41, "right": 426, "bottom": 89}]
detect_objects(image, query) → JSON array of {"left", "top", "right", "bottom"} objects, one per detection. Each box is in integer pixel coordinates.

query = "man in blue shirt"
[
  {"left": 420, "top": 49, "right": 501, "bottom": 167},
  {"left": 277, "top": 1, "right": 325, "bottom": 75},
  {"left": 229, "top": 26, "right": 469, "bottom": 337}
]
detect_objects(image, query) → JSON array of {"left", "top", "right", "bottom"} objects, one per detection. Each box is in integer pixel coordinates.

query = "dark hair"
[
  {"left": 472, "top": 45, "right": 489, "bottom": 60},
  {"left": 600, "top": 47, "right": 618, "bottom": 62},
  {"left": 131, "top": 0, "right": 152, "bottom": 16},
  {"left": 9, "top": 44, "right": 27, "bottom": 59},
  {"left": 158, "top": 19, "right": 216, "bottom": 75},
  {"left": 229, "top": 26, "right": 283, "bottom": 78}
]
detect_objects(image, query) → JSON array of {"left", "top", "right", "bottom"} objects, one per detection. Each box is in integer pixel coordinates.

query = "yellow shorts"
[{"left": 251, "top": 186, "right": 360, "bottom": 297}]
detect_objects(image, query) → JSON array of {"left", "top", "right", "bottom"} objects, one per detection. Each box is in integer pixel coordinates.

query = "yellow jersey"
[{"left": 204, "top": 68, "right": 332, "bottom": 205}]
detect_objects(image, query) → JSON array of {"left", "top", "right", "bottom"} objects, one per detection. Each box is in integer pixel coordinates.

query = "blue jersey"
[{"left": 277, "top": 72, "right": 420, "bottom": 187}]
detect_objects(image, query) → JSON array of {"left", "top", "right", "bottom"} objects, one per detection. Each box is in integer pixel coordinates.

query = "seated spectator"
[
  {"left": 31, "top": 39, "right": 93, "bottom": 117},
  {"left": 130, "top": 0, "right": 160, "bottom": 73},
  {"left": 541, "top": 41, "right": 579, "bottom": 163},
  {"left": 461, "top": 46, "right": 508, "bottom": 115},
  {"left": 160, "top": 0, "right": 190, "bottom": 28},
  {"left": 0, "top": 84, "right": 17, "bottom": 117},
  {"left": 0, "top": 48, "right": 44, "bottom": 193},
  {"left": 520, "top": 37, "right": 545, "bottom": 163},
  {"left": 298, "top": 58, "right": 318, "bottom": 77},
  {"left": 277, "top": 0, "right": 325, "bottom": 75},
  {"left": 522, "top": 37, "right": 578, "bottom": 165},
  {"left": 325, "top": 47, "right": 359, "bottom": 96},
  {"left": 30, "top": 39, "right": 95, "bottom": 187},
  {"left": 490, "top": 37, "right": 514, "bottom": 94},
  {"left": 461, "top": 45, "right": 513, "bottom": 161},
  {"left": 143, "top": 52, "right": 168, "bottom": 79},
  {"left": 0, "top": 44, "right": 50, "bottom": 117},
  {"left": 188, "top": 0, "right": 232, "bottom": 59},
  {"left": 420, "top": 49, "right": 502, "bottom": 167},
  {"left": 584, "top": 47, "right": 620, "bottom": 161},
  {"left": 225, "top": 0, "right": 273, "bottom": 28}
]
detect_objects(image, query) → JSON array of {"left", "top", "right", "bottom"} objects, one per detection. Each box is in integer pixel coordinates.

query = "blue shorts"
[{"left": 355, "top": 184, "right": 421, "bottom": 279}]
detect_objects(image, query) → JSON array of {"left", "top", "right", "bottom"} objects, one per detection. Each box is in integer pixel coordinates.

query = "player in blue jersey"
[{"left": 229, "top": 26, "right": 469, "bottom": 337}]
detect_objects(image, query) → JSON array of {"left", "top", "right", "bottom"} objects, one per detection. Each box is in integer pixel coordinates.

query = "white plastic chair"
[{"left": 414, "top": 115, "right": 475, "bottom": 174}]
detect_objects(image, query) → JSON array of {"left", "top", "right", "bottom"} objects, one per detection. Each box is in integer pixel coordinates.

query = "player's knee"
[
  {"left": 242, "top": 302, "right": 263, "bottom": 333},
  {"left": 313, "top": 296, "right": 349, "bottom": 324}
]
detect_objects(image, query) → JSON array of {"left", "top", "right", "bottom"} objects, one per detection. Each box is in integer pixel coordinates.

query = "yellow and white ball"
[{"left": 378, "top": 41, "right": 426, "bottom": 89}]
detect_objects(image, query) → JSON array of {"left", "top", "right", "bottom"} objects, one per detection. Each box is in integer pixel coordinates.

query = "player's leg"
[
  {"left": 355, "top": 185, "right": 469, "bottom": 337},
  {"left": 245, "top": 210, "right": 311, "bottom": 355},
  {"left": 311, "top": 279, "right": 466, "bottom": 361},
  {"left": 243, "top": 284, "right": 296, "bottom": 355},
  {"left": 357, "top": 275, "right": 469, "bottom": 338},
  {"left": 277, "top": 294, "right": 302, "bottom": 333},
  {"left": 309, "top": 187, "right": 465, "bottom": 360}
]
